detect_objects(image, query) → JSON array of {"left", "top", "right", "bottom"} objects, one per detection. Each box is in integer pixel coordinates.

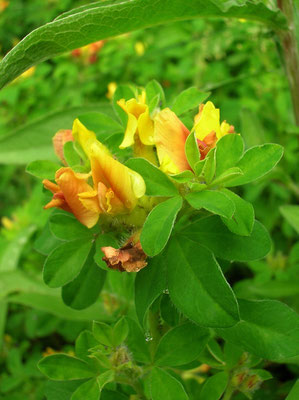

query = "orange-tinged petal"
[
  {"left": 43, "top": 179, "right": 60, "bottom": 194},
  {"left": 55, "top": 167, "right": 99, "bottom": 228},
  {"left": 90, "top": 142, "right": 145, "bottom": 212},
  {"left": 52, "top": 129, "right": 73, "bottom": 164},
  {"left": 154, "top": 108, "right": 190, "bottom": 174},
  {"left": 194, "top": 101, "right": 221, "bottom": 140},
  {"left": 97, "top": 182, "right": 124, "bottom": 215},
  {"left": 133, "top": 136, "right": 158, "bottom": 165},
  {"left": 119, "top": 112, "right": 138, "bottom": 148}
]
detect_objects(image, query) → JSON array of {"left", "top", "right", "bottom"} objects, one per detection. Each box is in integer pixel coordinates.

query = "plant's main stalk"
[{"left": 277, "top": 0, "right": 299, "bottom": 125}]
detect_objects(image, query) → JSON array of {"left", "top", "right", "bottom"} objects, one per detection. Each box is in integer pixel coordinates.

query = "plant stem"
[
  {"left": 277, "top": 0, "right": 299, "bottom": 125},
  {"left": 222, "top": 383, "right": 235, "bottom": 400}
]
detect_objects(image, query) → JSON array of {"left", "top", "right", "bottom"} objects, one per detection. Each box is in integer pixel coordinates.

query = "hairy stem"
[{"left": 277, "top": 0, "right": 299, "bottom": 125}]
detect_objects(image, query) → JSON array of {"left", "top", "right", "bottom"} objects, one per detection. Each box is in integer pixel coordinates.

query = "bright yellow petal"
[
  {"left": 119, "top": 113, "right": 138, "bottom": 148},
  {"left": 154, "top": 108, "right": 190, "bottom": 173},
  {"left": 90, "top": 142, "right": 145, "bottom": 212},
  {"left": 194, "top": 101, "right": 221, "bottom": 140},
  {"left": 138, "top": 109, "right": 155, "bottom": 145},
  {"left": 220, "top": 121, "right": 231, "bottom": 138},
  {"left": 133, "top": 137, "right": 158, "bottom": 165},
  {"left": 56, "top": 167, "right": 99, "bottom": 228}
]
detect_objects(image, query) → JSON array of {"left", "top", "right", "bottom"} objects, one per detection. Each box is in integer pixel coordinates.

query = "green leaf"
[
  {"left": 140, "top": 197, "right": 183, "bottom": 256},
  {"left": 215, "top": 134, "right": 244, "bottom": 177},
  {"left": 126, "top": 318, "right": 151, "bottom": 363},
  {"left": 112, "top": 317, "right": 129, "bottom": 347},
  {"left": 154, "top": 322, "right": 210, "bottom": 366},
  {"left": 75, "top": 330, "right": 98, "bottom": 362},
  {"left": 220, "top": 189, "right": 254, "bottom": 236},
  {"left": 167, "top": 236, "right": 240, "bottom": 327},
  {"left": 198, "top": 371, "right": 228, "bottom": 400},
  {"left": 63, "top": 142, "right": 81, "bottom": 167},
  {"left": 62, "top": 249, "right": 106, "bottom": 310},
  {"left": 280, "top": 205, "right": 299, "bottom": 234},
  {"left": 210, "top": 167, "right": 243, "bottom": 187},
  {"left": 170, "top": 170, "right": 194, "bottom": 183},
  {"left": 202, "top": 148, "right": 216, "bottom": 184},
  {"left": 71, "top": 378, "right": 100, "bottom": 400},
  {"left": 0, "top": 1, "right": 286, "bottom": 89},
  {"left": 26, "top": 160, "right": 60, "bottom": 180},
  {"left": 172, "top": 87, "right": 210, "bottom": 115},
  {"left": 49, "top": 213, "right": 93, "bottom": 241},
  {"left": 185, "top": 132, "right": 200, "bottom": 171},
  {"left": 146, "top": 80, "right": 166, "bottom": 112},
  {"left": 216, "top": 299, "right": 299, "bottom": 361},
  {"left": 286, "top": 380, "right": 299, "bottom": 400},
  {"left": 126, "top": 158, "right": 178, "bottom": 197},
  {"left": 135, "top": 256, "right": 167, "bottom": 327},
  {"left": 97, "top": 370, "right": 115, "bottom": 391},
  {"left": 151, "top": 367, "right": 188, "bottom": 400},
  {"left": 0, "top": 104, "right": 111, "bottom": 164},
  {"left": 43, "top": 239, "right": 92, "bottom": 288},
  {"left": 92, "top": 321, "right": 113, "bottom": 347},
  {"left": 78, "top": 112, "right": 123, "bottom": 140},
  {"left": 185, "top": 190, "right": 235, "bottom": 219},
  {"left": 225, "top": 144, "right": 284, "bottom": 187},
  {"left": 234, "top": 279, "right": 299, "bottom": 300},
  {"left": 38, "top": 354, "right": 96, "bottom": 380},
  {"left": 44, "top": 381, "right": 82, "bottom": 400},
  {"left": 181, "top": 215, "right": 271, "bottom": 262}
]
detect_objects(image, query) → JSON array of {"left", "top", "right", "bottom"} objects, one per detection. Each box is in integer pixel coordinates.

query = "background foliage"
[{"left": 0, "top": 0, "right": 298, "bottom": 399}]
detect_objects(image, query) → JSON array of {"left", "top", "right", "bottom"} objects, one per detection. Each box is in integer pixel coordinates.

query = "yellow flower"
[
  {"left": 135, "top": 41, "right": 145, "bottom": 56},
  {"left": 106, "top": 82, "right": 117, "bottom": 100},
  {"left": 73, "top": 119, "right": 146, "bottom": 215},
  {"left": 117, "top": 91, "right": 155, "bottom": 148}
]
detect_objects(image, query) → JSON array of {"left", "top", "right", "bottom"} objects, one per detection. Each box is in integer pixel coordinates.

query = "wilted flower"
[{"left": 101, "top": 240, "right": 147, "bottom": 272}]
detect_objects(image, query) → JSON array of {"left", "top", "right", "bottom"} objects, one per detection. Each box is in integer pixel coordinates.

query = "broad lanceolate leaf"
[
  {"left": 181, "top": 215, "right": 271, "bottom": 262},
  {"left": 43, "top": 239, "right": 92, "bottom": 288},
  {"left": 126, "top": 158, "right": 178, "bottom": 197},
  {"left": 150, "top": 367, "right": 188, "bottom": 400},
  {"left": 78, "top": 112, "right": 123, "bottom": 141},
  {"left": 286, "top": 380, "right": 299, "bottom": 400},
  {"left": 62, "top": 247, "right": 106, "bottom": 310},
  {"left": 92, "top": 321, "right": 113, "bottom": 347},
  {"left": 146, "top": 80, "right": 166, "bottom": 112},
  {"left": 172, "top": 87, "right": 210, "bottom": 115},
  {"left": 140, "top": 197, "right": 183, "bottom": 256},
  {"left": 154, "top": 322, "right": 210, "bottom": 366},
  {"left": 185, "top": 131, "right": 201, "bottom": 171},
  {"left": 225, "top": 143, "right": 284, "bottom": 187},
  {"left": 126, "top": 318, "right": 151, "bottom": 363},
  {"left": 26, "top": 160, "right": 61, "bottom": 180},
  {"left": 198, "top": 372, "right": 228, "bottom": 400},
  {"left": 215, "top": 133, "right": 244, "bottom": 177},
  {"left": 280, "top": 205, "right": 299, "bottom": 234},
  {"left": 167, "top": 236, "right": 240, "bottom": 327},
  {"left": 185, "top": 190, "right": 235, "bottom": 219},
  {"left": 220, "top": 189, "right": 254, "bottom": 236},
  {"left": 0, "top": 104, "right": 111, "bottom": 164},
  {"left": 38, "top": 354, "right": 96, "bottom": 380},
  {"left": 49, "top": 213, "right": 93, "bottom": 241},
  {"left": 0, "top": 1, "right": 286, "bottom": 89},
  {"left": 135, "top": 256, "right": 167, "bottom": 327},
  {"left": 71, "top": 378, "right": 100, "bottom": 400},
  {"left": 216, "top": 299, "right": 299, "bottom": 361}
]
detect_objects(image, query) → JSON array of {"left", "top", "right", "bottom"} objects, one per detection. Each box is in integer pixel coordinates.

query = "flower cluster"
[{"left": 43, "top": 91, "right": 234, "bottom": 228}]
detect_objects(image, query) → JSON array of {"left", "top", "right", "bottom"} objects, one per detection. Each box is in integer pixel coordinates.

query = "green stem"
[
  {"left": 277, "top": 0, "right": 299, "bottom": 125},
  {"left": 222, "top": 382, "right": 235, "bottom": 400}
]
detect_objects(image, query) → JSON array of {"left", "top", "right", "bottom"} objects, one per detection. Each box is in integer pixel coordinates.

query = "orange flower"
[
  {"left": 52, "top": 129, "right": 74, "bottom": 164},
  {"left": 154, "top": 108, "right": 190, "bottom": 174},
  {"left": 73, "top": 119, "right": 146, "bottom": 215},
  {"left": 43, "top": 168, "right": 99, "bottom": 228}
]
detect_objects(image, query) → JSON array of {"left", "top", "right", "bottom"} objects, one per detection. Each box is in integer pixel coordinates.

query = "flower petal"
[
  {"left": 90, "top": 142, "right": 145, "bottom": 211},
  {"left": 154, "top": 108, "right": 190, "bottom": 174},
  {"left": 52, "top": 129, "right": 73, "bottom": 164},
  {"left": 55, "top": 167, "right": 99, "bottom": 228},
  {"left": 138, "top": 109, "right": 155, "bottom": 145},
  {"left": 194, "top": 101, "right": 221, "bottom": 140}
]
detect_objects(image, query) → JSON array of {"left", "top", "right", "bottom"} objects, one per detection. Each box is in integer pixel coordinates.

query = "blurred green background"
[{"left": 0, "top": 1, "right": 298, "bottom": 399}]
